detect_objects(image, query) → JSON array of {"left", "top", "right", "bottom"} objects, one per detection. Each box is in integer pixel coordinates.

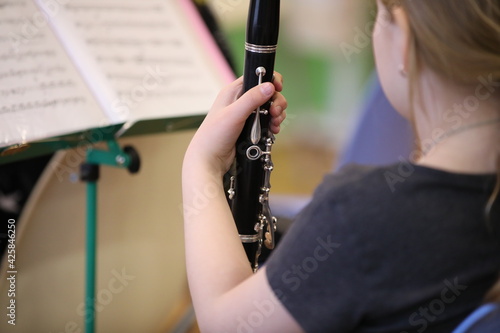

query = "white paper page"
[
  {"left": 57, "top": 0, "right": 226, "bottom": 124},
  {"left": 0, "top": 0, "right": 109, "bottom": 148}
]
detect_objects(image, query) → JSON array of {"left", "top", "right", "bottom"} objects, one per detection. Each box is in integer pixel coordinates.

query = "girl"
[{"left": 182, "top": 0, "right": 500, "bottom": 332}]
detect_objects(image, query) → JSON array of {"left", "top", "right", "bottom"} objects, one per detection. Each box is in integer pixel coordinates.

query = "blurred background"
[{"left": 0, "top": 0, "right": 381, "bottom": 332}]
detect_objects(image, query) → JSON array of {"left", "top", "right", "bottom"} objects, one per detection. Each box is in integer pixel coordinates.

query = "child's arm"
[{"left": 182, "top": 74, "right": 302, "bottom": 332}]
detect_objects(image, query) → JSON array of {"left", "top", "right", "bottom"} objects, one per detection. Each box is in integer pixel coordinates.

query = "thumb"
[{"left": 226, "top": 82, "right": 275, "bottom": 123}]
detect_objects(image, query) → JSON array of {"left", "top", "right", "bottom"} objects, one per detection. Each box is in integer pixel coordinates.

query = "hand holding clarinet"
[{"left": 184, "top": 74, "right": 286, "bottom": 176}]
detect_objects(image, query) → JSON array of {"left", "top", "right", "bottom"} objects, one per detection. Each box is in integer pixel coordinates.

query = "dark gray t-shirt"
[{"left": 266, "top": 163, "right": 500, "bottom": 333}]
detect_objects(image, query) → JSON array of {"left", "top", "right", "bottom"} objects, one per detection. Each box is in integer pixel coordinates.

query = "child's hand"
[{"left": 184, "top": 73, "right": 287, "bottom": 176}]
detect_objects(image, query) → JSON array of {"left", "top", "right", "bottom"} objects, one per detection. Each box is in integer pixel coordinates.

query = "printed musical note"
[
  {"left": 0, "top": 0, "right": 229, "bottom": 148},
  {"left": 0, "top": 0, "right": 107, "bottom": 147},
  {"left": 62, "top": 0, "right": 221, "bottom": 120}
]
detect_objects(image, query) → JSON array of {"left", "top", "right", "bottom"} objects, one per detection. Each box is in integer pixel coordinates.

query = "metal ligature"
[{"left": 227, "top": 0, "right": 280, "bottom": 272}]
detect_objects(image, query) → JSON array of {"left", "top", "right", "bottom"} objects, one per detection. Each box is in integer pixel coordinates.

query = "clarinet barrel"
[{"left": 228, "top": 0, "right": 280, "bottom": 271}]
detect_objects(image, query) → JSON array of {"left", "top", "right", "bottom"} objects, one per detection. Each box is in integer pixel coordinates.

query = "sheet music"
[
  {"left": 56, "top": 0, "right": 224, "bottom": 122},
  {"left": 0, "top": 0, "right": 107, "bottom": 148}
]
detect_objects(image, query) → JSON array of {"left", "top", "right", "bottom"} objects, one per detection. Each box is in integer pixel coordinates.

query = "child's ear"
[{"left": 393, "top": 7, "right": 411, "bottom": 73}]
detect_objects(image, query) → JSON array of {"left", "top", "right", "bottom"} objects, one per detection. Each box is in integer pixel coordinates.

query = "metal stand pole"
[{"left": 80, "top": 141, "right": 140, "bottom": 333}]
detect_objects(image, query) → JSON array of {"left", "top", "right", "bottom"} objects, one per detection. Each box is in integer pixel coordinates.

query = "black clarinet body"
[{"left": 227, "top": 0, "right": 280, "bottom": 272}]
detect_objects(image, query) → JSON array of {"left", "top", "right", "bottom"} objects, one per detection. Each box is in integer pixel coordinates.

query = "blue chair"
[
  {"left": 336, "top": 72, "right": 413, "bottom": 169},
  {"left": 272, "top": 72, "right": 414, "bottom": 223},
  {"left": 453, "top": 304, "right": 500, "bottom": 333}
]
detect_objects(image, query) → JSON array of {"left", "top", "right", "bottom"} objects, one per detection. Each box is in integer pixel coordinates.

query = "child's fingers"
[
  {"left": 270, "top": 109, "right": 286, "bottom": 134},
  {"left": 224, "top": 82, "right": 276, "bottom": 125},
  {"left": 212, "top": 72, "right": 283, "bottom": 113},
  {"left": 268, "top": 91, "right": 287, "bottom": 134},
  {"left": 269, "top": 92, "right": 287, "bottom": 118},
  {"left": 211, "top": 76, "right": 244, "bottom": 110},
  {"left": 272, "top": 72, "right": 284, "bottom": 92}
]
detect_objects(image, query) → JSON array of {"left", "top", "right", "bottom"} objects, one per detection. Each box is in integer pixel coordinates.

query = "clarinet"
[{"left": 227, "top": 0, "right": 280, "bottom": 272}]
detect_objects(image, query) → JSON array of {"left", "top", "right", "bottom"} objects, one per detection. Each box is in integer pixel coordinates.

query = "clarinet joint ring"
[{"left": 239, "top": 234, "right": 259, "bottom": 243}]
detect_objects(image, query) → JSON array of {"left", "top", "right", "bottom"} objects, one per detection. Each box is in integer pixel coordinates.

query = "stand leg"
[
  {"left": 81, "top": 163, "right": 99, "bottom": 333},
  {"left": 85, "top": 180, "right": 97, "bottom": 333},
  {"left": 80, "top": 142, "right": 140, "bottom": 333}
]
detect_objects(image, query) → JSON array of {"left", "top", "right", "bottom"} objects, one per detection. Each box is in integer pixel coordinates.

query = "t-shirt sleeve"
[{"left": 265, "top": 172, "right": 370, "bottom": 332}]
